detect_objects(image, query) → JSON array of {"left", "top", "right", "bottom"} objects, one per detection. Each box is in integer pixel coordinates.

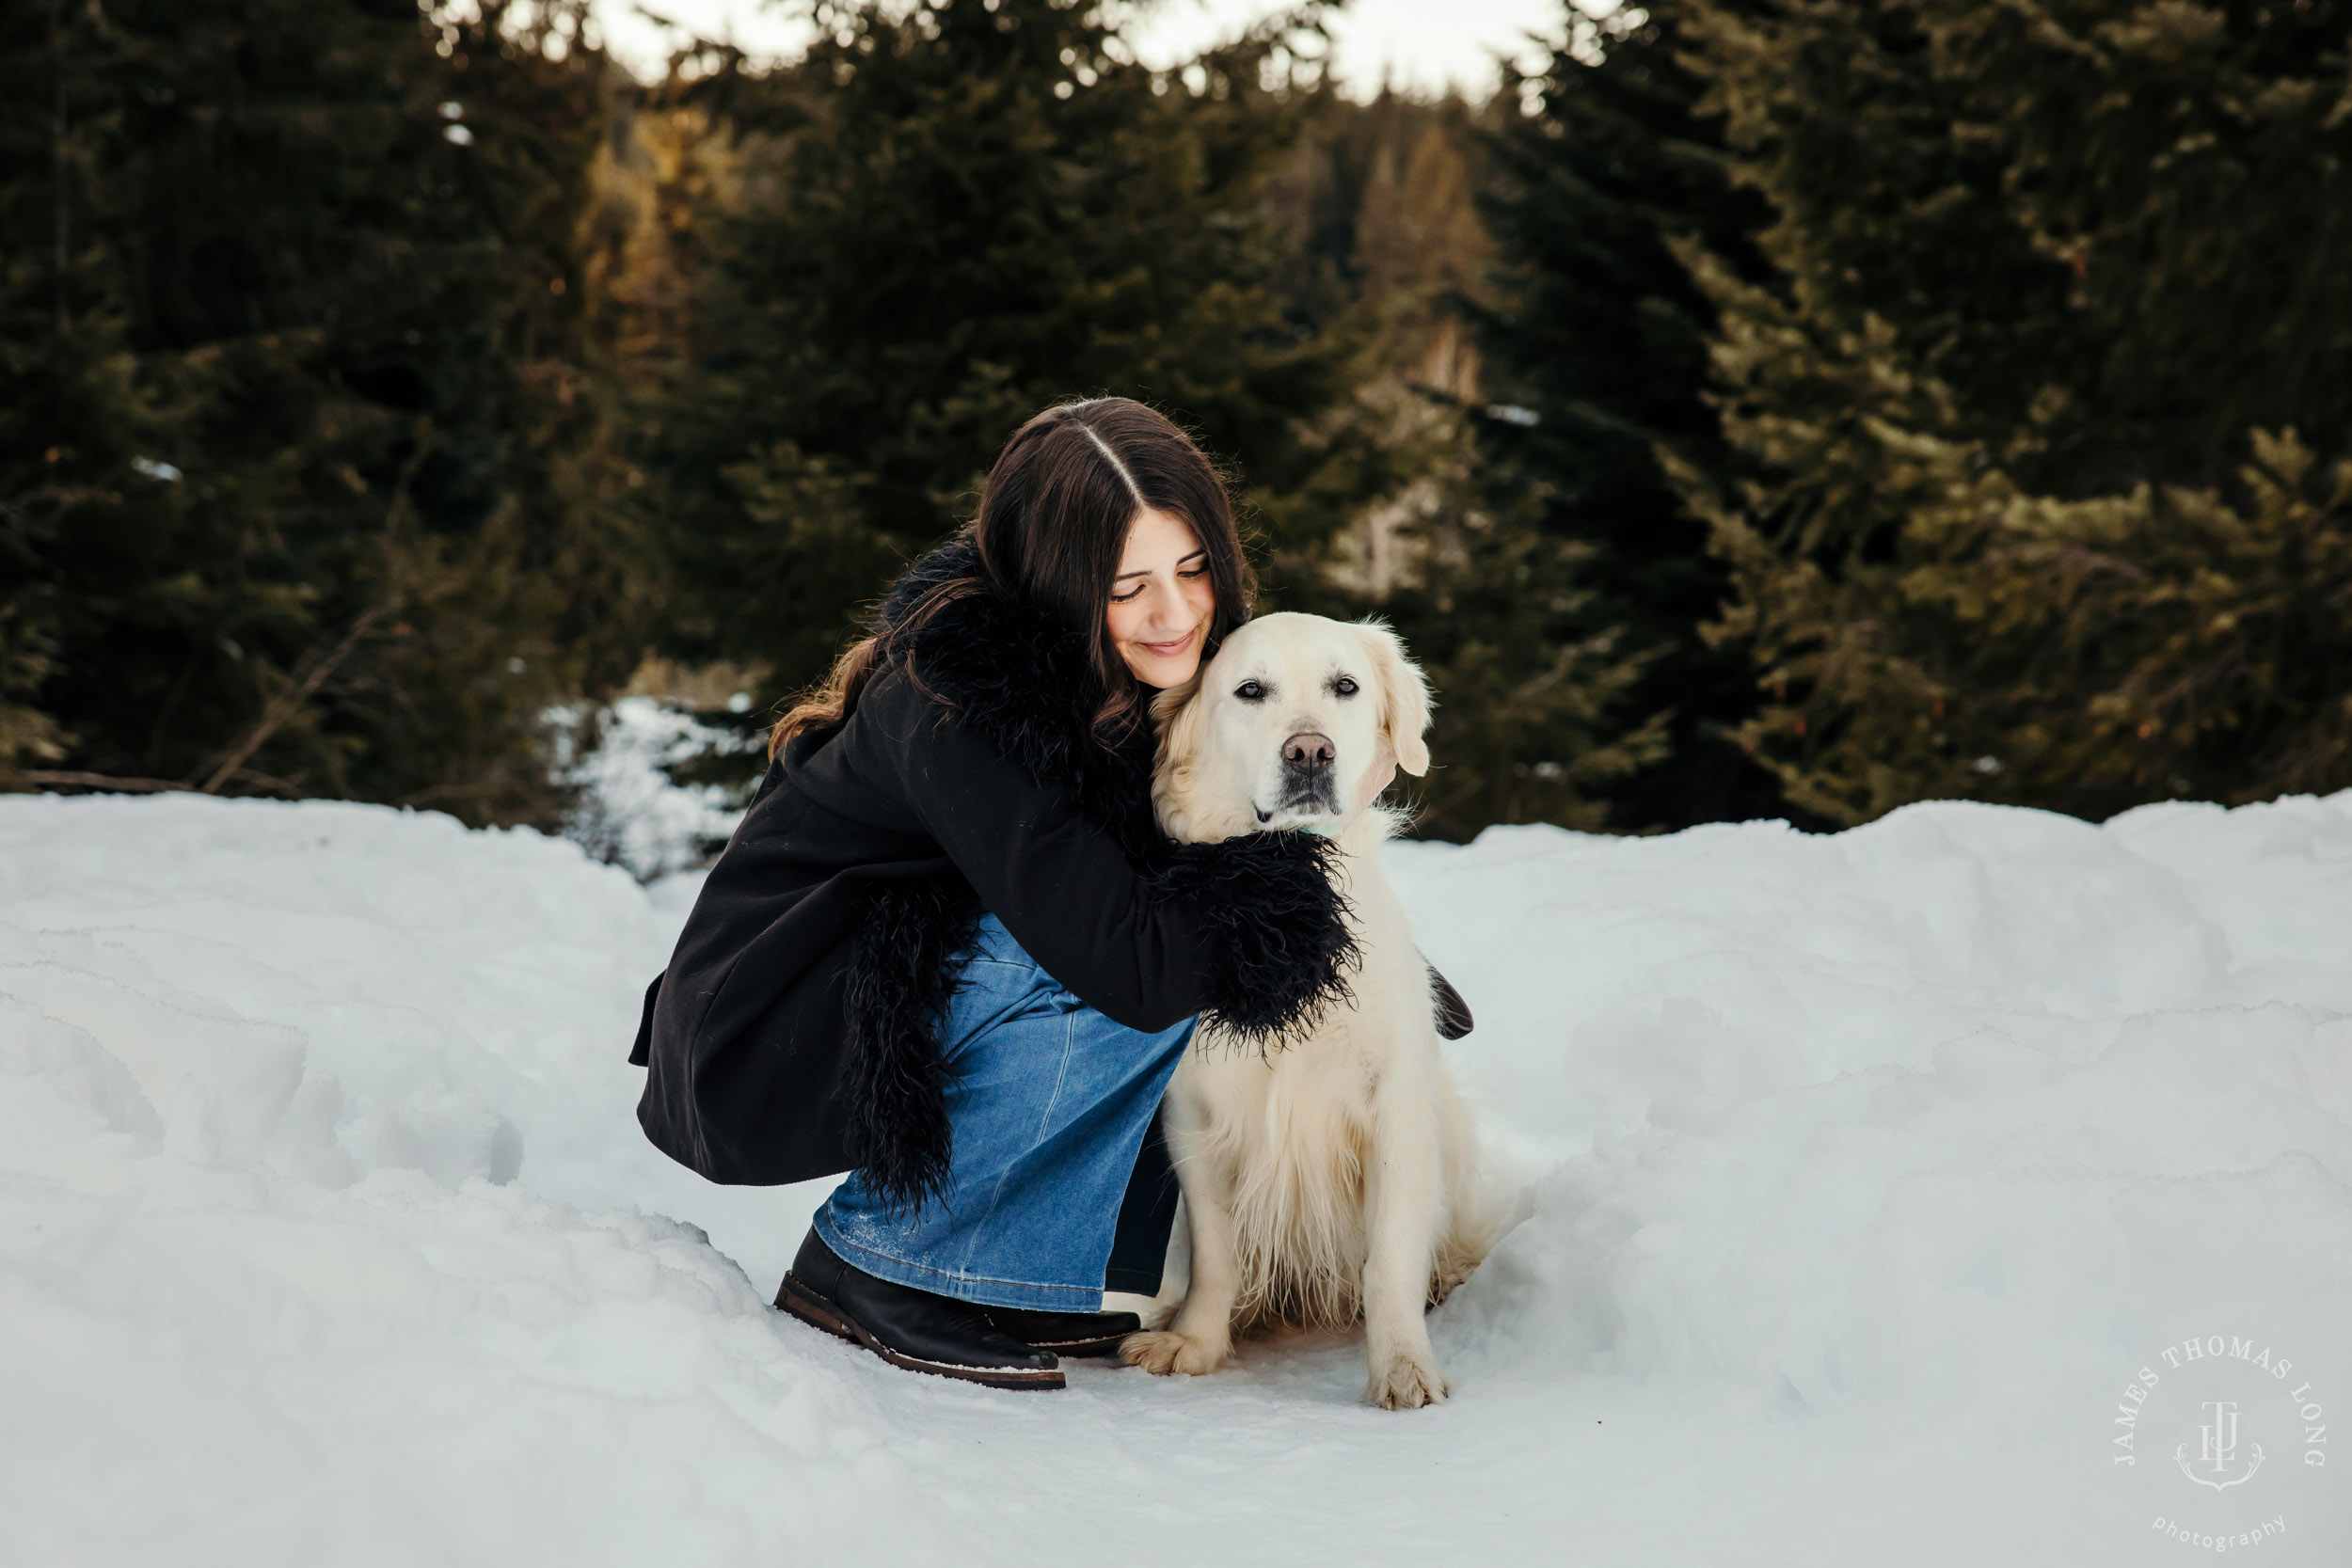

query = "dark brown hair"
[{"left": 769, "top": 398, "right": 1254, "bottom": 758}]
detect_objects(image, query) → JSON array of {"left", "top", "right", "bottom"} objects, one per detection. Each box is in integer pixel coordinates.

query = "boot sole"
[
  {"left": 1018, "top": 1334, "right": 1130, "bottom": 1357},
  {"left": 776, "top": 1273, "right": 1066, "bottom": 1391}
]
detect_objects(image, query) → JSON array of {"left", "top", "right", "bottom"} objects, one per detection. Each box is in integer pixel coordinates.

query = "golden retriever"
[{"left": 1119, "top": 612, "right": 1491, "bottom": 1409}]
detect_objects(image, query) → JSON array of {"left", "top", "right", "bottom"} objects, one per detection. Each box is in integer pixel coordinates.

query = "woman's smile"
[{"left": 1139, "top": 624, "right": 1200, "bottom": 659}]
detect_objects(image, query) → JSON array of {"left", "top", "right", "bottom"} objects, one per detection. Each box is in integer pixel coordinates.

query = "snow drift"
[{"left": 4, "top": 791, "right": 2348, "bottom": 1565}]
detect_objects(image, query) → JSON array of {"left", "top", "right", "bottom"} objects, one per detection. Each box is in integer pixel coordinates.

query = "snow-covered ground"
[{"left": 5, "top": 790, "right": 2348, "bottom": 1565}]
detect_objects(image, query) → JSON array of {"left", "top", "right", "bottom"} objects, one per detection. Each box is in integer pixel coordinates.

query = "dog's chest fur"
[{"left": 1178, "top": 824, "right": 1445, "bottom": 1328}]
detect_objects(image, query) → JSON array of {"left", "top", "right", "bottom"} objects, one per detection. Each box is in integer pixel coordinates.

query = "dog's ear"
[
  {"left": 1150, "top": 673, "right": 1205, "bottom": 767},
  {"left": 1356, "top": 620, "right": 1432, "bottom": 777},
  {"left": 1150, "top": 673, "right": 1210, "bottom": 838}
]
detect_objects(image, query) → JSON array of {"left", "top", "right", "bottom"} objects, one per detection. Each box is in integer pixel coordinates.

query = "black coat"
[{"left": 628, "top": 535, "right": 1357, "bottom": 1206}]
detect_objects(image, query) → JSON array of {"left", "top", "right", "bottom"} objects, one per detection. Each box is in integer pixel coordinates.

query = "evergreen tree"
[
  {"left": 632, "top": 0, "right": 1398, "bottom": 722},
  {"left": 1238, "top": 89, "right": 1676, "bottom": 837},
  {"left": 1948, "top": 431, "right": 2352, "bottom": 813},
  {"left": 1938, "top": 0, "right": 2352, "bottom": 493},
  {"left": 1, "top": 0, "right": 635, "bottom": 820},
  {"left": 1469, "top": 0, "right": 1787, "bottom": 831},
  {"left": 1368, "top": 500, "right": 1672, "bottom": 834},
  {"left": 1681, "top": 0, "right": 2352, "bottom": 823}
]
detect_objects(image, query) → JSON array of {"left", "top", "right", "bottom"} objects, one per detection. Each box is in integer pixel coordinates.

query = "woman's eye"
[
  {"left": 1111, "top": 584, "right": 1144, "bottom": 603},
  {"left": 1333, "top": 676, "right": 1359, "bottom": 697},
  {"left": 1235, "top": 680, "right": 1265, "bottom": 702}
]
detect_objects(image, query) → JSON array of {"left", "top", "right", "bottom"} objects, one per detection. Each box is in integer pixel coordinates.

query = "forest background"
[{"left": 6, "top": 0, "right": 2348, "bottom": 852}]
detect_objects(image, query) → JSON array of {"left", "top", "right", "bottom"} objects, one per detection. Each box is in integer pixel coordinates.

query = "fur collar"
[{"left": 878, "top": 531, "right": 1169, "bottom": 866}]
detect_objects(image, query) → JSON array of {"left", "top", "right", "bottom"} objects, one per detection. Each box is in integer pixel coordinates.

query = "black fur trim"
[
  {"left": 1428, "top": 960, "right": 1474, "bottom": 1040},
  {"left": 840, "top": 879, "right": 980, "bottom": 1212},
  {"left": 892, "top": 533, "right": 1170, "bottom": 864},
  {"left": 1152, "top": 833, "right": 1358, "bottom": 1051}
]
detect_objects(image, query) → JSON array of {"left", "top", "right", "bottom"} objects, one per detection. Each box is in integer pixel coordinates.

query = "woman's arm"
[{"left": 855, "top": 675, "right": 1356, "bottom": 1042}]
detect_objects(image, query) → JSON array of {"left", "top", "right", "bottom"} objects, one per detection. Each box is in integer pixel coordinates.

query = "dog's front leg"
[
  {"left": 1119, "top": 1084, "right": 1236, "bottom": 1378},
  {"left": 1359, "top": 1097, "right": 1449, "bottom": 1409}
]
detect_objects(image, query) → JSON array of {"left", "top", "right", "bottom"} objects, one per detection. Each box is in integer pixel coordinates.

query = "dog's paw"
[
  {"left": 1363, "top": 1352, "right": 1450, "bottom": 1410},
  {"left": 1119, "top": 1329, "right": 1226, "bottom": 1377}
]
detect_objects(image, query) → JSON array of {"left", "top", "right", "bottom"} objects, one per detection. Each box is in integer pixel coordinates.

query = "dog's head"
[{"left": 1152, "top": 612, "right": 1431, "bottom": 845}]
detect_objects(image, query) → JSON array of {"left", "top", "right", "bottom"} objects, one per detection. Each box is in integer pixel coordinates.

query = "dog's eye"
[
  {"left": 1332, "top": 675, "right": 1359, "bottom": 698},
  {"left": 1234, "top": 680, "right": 1266, "bottom": 703}
]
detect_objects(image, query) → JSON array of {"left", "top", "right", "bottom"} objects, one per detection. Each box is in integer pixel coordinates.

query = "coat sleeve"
[{"left": 869, "top": 682, "right": 1357, "bottom": 1044}]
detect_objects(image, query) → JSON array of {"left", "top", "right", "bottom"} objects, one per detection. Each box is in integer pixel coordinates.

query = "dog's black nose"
[{"left": 1283, "top": 732, "right": 1336, "bottom": 771}]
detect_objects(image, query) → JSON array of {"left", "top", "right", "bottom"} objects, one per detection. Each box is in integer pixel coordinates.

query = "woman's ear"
[{"left": 1356, "top": 621, "right": 1432, "bottom": 777}]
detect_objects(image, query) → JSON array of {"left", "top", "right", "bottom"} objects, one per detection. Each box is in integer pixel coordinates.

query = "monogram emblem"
[{"left": 2174, "top": 1399, "right": 2265, "bottom": 1491}]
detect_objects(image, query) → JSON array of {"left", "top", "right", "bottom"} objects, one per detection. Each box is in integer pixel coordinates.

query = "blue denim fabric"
[{"left": 815, "top": 912, "right": 1198, "bottom": 1310}]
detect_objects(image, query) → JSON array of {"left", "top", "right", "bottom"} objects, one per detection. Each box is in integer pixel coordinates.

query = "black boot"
[
  {"left": 982, "top": 1307, "right": 1143, "bottom": 1357},
  {"left": 776, "top": 1228, "right": 1065, "bottom": 1390}
]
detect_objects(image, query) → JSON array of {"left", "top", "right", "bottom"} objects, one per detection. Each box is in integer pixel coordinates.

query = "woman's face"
[{"left": 1107, "top": 506, "right": 1216, "bottom": 689}]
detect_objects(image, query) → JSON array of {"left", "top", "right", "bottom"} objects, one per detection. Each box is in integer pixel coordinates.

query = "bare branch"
[{"left": 196, "top": 602, "right": 397, "bottom": 795}]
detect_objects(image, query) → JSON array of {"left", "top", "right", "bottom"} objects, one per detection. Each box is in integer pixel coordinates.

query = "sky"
[{"left": 587, "top": 0, "right": 1577, "bottom": 102}]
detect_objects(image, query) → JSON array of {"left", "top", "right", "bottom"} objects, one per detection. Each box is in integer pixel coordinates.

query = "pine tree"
[
  {"left": 1369, "top": 501, "right": 1673, "bottom": 834},
  {"left": 1947, "top": 432, "right": 2352, "bottom": 812},
  {"left": 1249, "top": 90, "right": 1500, "bottom": 611},
  {"left": 1469, "top": 0, "right": 1788, "bottom": 832},
  {"left": 631, "top": 0, "right": 1394, "bottom": 720},
  {"left": 1246, "top": 88, "right": 1670, "bottom": 836},
  {"left": 1, "top": 0, "right": 635, "bottom": 820},
  {"left": 1680, "top": 0, "right": 2352, "bottom": 822}
]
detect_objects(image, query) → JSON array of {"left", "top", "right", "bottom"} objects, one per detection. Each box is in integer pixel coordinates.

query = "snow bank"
[
  {"left": 0, "top": 797, "right": 898, "bottom": 1565},
  {"left": 5, "top": 791, "right": 2349, "bottom": 1565},
  {"left": 1396, "top": 802, "right": 2352, "bottom": 1560}
]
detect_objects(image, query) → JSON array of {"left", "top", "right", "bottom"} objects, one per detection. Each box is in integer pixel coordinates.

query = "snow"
[
  {"left": 550, "top": 696, "right": 755, "bottom": 881},
  {"left": 5, "top": 789, "right": 2350, "bottom": 1564}
]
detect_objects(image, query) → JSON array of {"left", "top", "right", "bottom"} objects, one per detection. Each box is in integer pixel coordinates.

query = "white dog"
[{"left": 1118, "top": 612, "right": 1490, "bottom": 1409}]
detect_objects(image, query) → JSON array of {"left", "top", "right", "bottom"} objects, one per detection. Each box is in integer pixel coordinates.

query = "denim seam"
[
  {"left": 1033, "top": 1005, "right": 1078, "bottom": 1143},
  {"left": 817, "top": 1214, "right": 1098, "bottom": 1298},
  {"left": 952, "top": 1002, "right": 1077, "bottom": 1279}
]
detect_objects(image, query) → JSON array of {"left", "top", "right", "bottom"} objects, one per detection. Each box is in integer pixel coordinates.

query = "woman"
[{"left": 629, "top": 398, "right": 1366, "bottom": 1390}]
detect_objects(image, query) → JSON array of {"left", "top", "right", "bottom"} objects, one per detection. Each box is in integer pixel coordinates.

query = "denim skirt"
[{"left": 814, "top": 911, "right": 1197, "bottom": 1310}]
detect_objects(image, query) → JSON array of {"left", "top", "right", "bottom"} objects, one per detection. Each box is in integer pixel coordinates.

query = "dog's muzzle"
[{"left": 1277, "top": 731, "right": 1341, "bottom": 814}]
